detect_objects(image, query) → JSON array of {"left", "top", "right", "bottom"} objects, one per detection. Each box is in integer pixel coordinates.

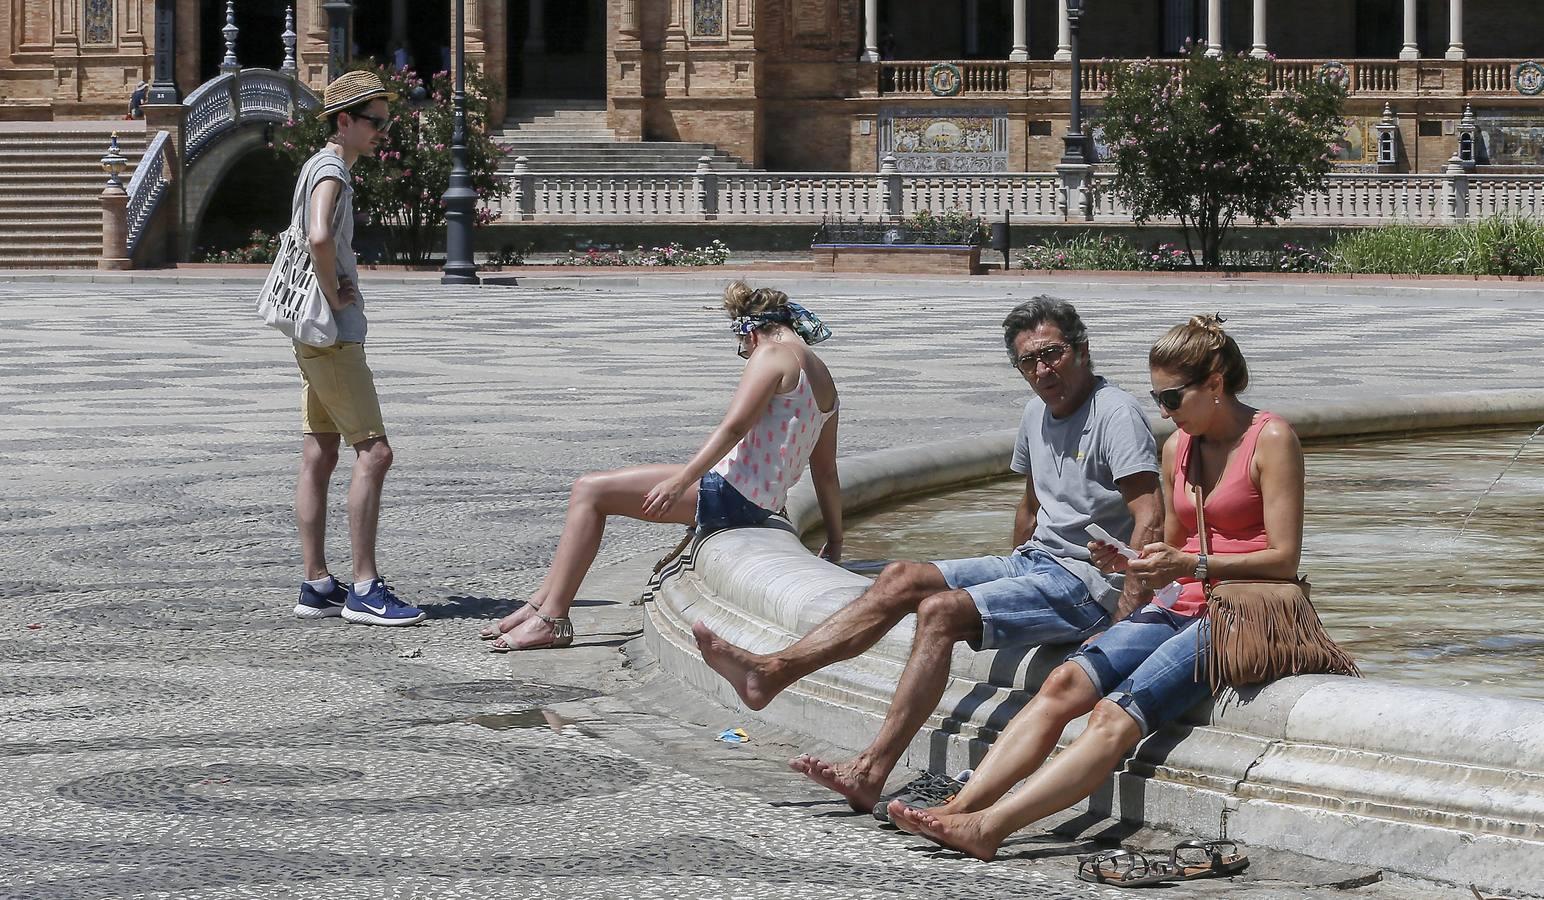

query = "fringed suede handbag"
[{"left": 1190, "top": 442, "right": 1359, "bottom": 693}]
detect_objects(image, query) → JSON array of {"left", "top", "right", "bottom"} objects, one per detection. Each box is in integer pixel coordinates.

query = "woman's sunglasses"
[{"left": 1149, "top": 382, "right": 1196, "bottom": 411}]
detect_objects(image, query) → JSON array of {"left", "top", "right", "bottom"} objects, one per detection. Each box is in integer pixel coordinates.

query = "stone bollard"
[
  {"left": 99, "top": 134, "right": 131, "bottom": 271},
  {"left": 512, "top": 156, "right": 534, "bottom": 221},
  {"left": 879, "top": 154, "right": 902, "bottom": 220},
  {"left": 1444, "top": 153, "right": 1470, "bottom": 223},
  {"left": 695, "top": 155, "right": 718, "bottom": 220},
  {"left": 1055, "top": 161, "right": 1093, "bottom": 222}
]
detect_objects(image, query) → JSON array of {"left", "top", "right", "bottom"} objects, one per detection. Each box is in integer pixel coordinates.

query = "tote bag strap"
[{"left": 1189, "top": 436, "right": 1211, "bottom": 575}]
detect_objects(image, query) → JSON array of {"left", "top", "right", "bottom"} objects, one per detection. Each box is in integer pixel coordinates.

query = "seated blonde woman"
[{"left": 479, "top": 282, "right": 843, "bottom": 650}]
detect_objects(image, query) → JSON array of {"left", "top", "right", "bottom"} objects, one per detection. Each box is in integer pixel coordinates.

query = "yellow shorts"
[{"left": 294, "top": 340, "right": 387, "bottom": 446}]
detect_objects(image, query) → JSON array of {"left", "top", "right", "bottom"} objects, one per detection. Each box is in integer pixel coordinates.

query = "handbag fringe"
[{"left": 1204, "top": 585, "right": 1360, "bottom": 694}]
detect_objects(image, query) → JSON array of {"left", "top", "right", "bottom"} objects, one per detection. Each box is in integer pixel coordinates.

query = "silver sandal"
[{"left": 490, "top": 611, "right": 574, "bottom": 652}]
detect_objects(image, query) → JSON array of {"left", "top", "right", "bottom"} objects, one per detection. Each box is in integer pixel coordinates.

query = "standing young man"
[{"left": 290, "top": 70, "right": 425, "bottom": 626}]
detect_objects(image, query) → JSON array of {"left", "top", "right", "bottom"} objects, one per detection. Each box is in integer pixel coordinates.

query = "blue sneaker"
[
  {"left": 294, "top": 577, "right": 348, "bottom": 619},
  {"left": 342, "top": 578, "right": 426, "bottom": 626}
]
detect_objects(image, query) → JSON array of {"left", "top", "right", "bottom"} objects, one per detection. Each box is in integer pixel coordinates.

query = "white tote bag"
[{"left": 256, "top": 155, "right": 337, "bottom": 347}]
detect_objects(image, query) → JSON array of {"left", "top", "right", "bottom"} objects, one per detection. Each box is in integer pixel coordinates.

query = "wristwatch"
[{"left": 1193, "top": 553, "right": 1209, "bottom": 581}]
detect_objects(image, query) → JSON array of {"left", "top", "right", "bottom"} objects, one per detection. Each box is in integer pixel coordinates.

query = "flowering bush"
[
  {"left": 197, "top": 229, "right": 278, "bottom": 264},
  {"left": 1276, "top": 241, "right": 1333, "bottom": 272},
  {"left": 1017, "top": 234, "right": 1142, "bottom": 270},
  {"left": 1099, "top": 46, "right": 1346, "bottom": 268},
  {"left": 270, "top": 63, "right": 509, "bottom": 265},
  {"left": 555, "top": 240, "right": 732, "bottom": 267},
  {"left": 1140, "top": 242, "right": 1190, "bottom": 271},
  {"left": 905, "top": 208, "right": 986, "bottom": 245}
]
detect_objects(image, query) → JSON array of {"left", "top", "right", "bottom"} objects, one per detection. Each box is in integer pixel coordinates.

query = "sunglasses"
[
  {"left": 1013, "top": 342, "right": 1071, "bottom": 375},
  {"left": 353, "top": 112, "right": 390, "bottom": 132},
  {"left": 736, "top": 337, "right": 751, "bottom": 359},
  {"left": 1149, "top": 382, "right": 1196, "bottom": 411}
]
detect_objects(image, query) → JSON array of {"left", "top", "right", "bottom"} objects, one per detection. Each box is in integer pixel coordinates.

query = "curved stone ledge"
[{"left": 643, "top": 389, "right": 1544, "bottom": 897}]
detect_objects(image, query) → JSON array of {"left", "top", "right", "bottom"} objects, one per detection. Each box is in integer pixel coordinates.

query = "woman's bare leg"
[
  {"left": 890, "top": 699, "right": 1142, "bottom": 860},
  {"left": 495, "top": 464, "right": 698, "bottom": 649}
]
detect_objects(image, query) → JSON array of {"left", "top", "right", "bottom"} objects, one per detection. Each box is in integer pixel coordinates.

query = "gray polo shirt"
[
  {"left": 292, "top": 147, "right": 366, "bottom": 343},
  {"left": 1011, "top": 377, "right": 1160, "bottom": 612}
]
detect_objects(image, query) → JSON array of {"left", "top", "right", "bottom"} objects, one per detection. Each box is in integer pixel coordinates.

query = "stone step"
[{"left": 0, "top": 220, "right": 100, "bottom": 233}]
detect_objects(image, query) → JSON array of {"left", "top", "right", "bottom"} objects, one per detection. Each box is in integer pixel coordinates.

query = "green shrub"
[
  {"left": 555, "top": 240, "right": 731, "bottom": 267},
  {"left": 197, "top": 229, "right": 279, "bottom": 264},
  {"left": 1017, "top": 234, "right": 1143, "bottom": 270},
  {"left": 1327, "top": 218, "right": 1544, "bottom": 276}
]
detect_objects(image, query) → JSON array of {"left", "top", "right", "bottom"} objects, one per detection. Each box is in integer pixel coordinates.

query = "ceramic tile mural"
[
  {"left": 694, "top": 0, "right": 725, "bottom": 36},
  {"left": 85, "top": 0, "right": 115, "bottom": 45},
  {"left": 1475, "top": 113, "right": 1544, "bottom": 165},
  {"left": 880, "top": 110, "right": 1008, "bottom": 172}
]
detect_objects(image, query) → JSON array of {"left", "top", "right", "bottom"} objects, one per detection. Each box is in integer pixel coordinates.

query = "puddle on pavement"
[{"left": 466, "top": 708, "right": 599, "bottom": 737}]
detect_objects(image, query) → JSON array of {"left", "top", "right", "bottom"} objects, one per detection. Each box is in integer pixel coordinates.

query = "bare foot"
[
  {"left": 888, "top": 803, "right": 1000, "bottom": 861},
  {"left": 692, "top": 621, "right": 779, "bottom": 710},
  {"left": 490, "top": 614, "right": 558, "bottom": 651},
  {"left": 788, "top": 754, "right": 883, "bottom": 812},
  {"left": 479, "top": 601, "right": 540, "bottom": 640}
]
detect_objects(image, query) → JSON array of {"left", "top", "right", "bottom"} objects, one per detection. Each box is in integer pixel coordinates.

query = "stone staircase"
[
  {"left": 493, "top": 100, "right": 751, "bottom": 172},
  {"left": 0, "top": 123, "right": 149, "bottom": 269}
]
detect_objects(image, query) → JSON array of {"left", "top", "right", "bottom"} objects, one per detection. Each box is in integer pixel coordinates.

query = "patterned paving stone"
[{"left": 0, "top": 275, "right": 1535, "bottom": 899}]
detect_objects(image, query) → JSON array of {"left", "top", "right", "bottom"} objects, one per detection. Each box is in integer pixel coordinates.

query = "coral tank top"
[{"left": 1165, "top": 411, "right": 1284, "bottom": 618}]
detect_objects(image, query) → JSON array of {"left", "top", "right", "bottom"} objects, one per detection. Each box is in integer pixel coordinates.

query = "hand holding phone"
[{"left": 1085, "top": 523, "right": 1139, "bottom": 560}]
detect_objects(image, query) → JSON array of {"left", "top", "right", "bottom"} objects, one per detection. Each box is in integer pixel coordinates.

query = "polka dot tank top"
[{"left": 711, "top": 369, "right": 838, "bottom": 512}]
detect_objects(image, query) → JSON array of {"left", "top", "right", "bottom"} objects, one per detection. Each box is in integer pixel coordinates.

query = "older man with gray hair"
[{"left": 694, "top": 296, "right": 1163, "bottom": 817}]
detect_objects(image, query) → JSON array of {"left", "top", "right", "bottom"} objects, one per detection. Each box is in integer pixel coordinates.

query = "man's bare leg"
[
  {"left": 297, "top": 433, "right": 341, "bottom": 580},
  {"left": 346, "top": 436, "right": 393, "bottom": 583},
  {"left": 694, "top": 560, "right": 948, "bottom": 710},
  {"left": 790, "top": 588, "right": 982, "bottom": 811}
]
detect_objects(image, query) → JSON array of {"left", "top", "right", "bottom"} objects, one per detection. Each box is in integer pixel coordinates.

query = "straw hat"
[{"left": 319, "top": 70, "right": 398, "bottom": 117}]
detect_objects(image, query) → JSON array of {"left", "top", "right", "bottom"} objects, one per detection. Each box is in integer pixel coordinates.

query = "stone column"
[
  {"left": 1010, "top": 0, "right": 1028, "bottom": 61},
  {"left": 1445, "top": 0, "right": 1464, "bottom": 60},
  {"left": 527, "top": 0, "right": 545, "bottom": 53},
  {"left": 1205, "top": 0, "right": 1223, "bottom": 56},
  {"left": 148, "top": 0, "right": 180, "bottom": 104},
  {"left": 619, "top": 0, "right": 639, "bottom": 38},
  {"left": 1054, "top": 0, "right": 1071, "bottom": 61},
  {"left": 861, "top": 0, "right": 880, "bottom": 62},
  {"left": 1400, "top": 0, "right": 1419, "bottom": 59},
  {"left": 1249, "top": 0, "right": 1268, "bottom": 58}
]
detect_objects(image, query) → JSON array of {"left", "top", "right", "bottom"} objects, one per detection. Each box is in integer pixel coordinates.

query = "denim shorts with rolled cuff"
[
  {"left": 696, "top": 471, "right": 774, "bottom": 533},
  {"left": 1067, "top": 604, "right": 1213, "bottom": 736},
  {"left": 932, "top": 549, "right": 1110, "bottom": 652}
]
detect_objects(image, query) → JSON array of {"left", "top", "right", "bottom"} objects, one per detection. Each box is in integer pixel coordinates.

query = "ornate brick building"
[{"left": 5, "top": 0, "right": 1544, "bottom": 173}]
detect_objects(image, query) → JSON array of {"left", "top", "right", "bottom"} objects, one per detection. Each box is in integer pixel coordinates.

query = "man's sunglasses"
[
  {"left": 1149, "top": 382, "right": 1196, "bottom": 411},
  {"left": 1013, "top": 342, "right": 1071, "bottom": 374},
  {"left": 353, "top": 112, "right": 390, "bottom": 132}
]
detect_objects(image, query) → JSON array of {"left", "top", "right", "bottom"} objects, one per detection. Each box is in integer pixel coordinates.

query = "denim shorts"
[
  {"left": 696, "top": 471, "right": 773, "bottom": 532},
  {"left": 1068, "top": 604, "right": 1213, "bottom": 736},
  {"left": 932, "top": 550, "right": 1110, "bottom": 652}
]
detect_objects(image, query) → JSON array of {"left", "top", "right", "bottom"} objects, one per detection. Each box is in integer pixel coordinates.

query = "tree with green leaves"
[
  {"left": 1096, "top": 47, "right": 1346, "bottom": 268},
  {"left": 271, "top": 63, "right": 509, "bottom": 265}
]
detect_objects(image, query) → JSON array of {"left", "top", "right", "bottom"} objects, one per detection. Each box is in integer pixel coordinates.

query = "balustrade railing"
[
  {"left": 181, "top": 68, "right": 318, "bottom": 163},
  {"left": 125, "top": 131, "right": 175, "bottom": 256},
  {"left": 874, "top": 57, "right": 1537, "bottom": 98},
  {"left": 489, "top": 167, "right": 1544, "bottom": 227}
]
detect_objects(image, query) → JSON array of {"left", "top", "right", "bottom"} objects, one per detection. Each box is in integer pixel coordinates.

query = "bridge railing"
[
  {"left": 125, "top": 131, "right": 176, "bottom": 257},
  {"left": 490, "top": 161, "right": 1533, "bottom": 226},
  {"left": 182, "top": 68, "right": 318, "bottom": 163}
]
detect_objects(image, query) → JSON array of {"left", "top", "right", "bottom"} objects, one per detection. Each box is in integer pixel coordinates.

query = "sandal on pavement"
[
  {"left": 1076, "top": 849, "right": 1178, "bottom": 887},
  {"left": 1170, "top": 839, "right": 1250, "bottom": 880},
  {"left": 490, "top": 611, "right": 574, "bottom": 652},
  {"left": 478, "top": 601, "right": 535, "bottom": 640}
]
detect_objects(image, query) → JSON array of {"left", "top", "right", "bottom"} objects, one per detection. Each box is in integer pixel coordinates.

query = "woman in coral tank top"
[
  {"left": 888, "top": 316, "right": 1305, "bottom": 876},
  {"left": 480, "top": 282, "right": 843, "bottom": 652}
]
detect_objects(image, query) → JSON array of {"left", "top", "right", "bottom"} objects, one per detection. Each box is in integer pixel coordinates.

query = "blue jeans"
[
  {"left": 1069, "top": 604, "right": 1213, "bottom": 736},
  {"left": 933, "top": 550, "right": 1110, "bottom": 651},
  {"left": 696, "top": 472, "right": 773, "bottom": 532}
]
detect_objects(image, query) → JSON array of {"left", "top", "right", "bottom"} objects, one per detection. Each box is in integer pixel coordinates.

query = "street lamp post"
[
  {"left": 1060, "top": 0, "right": 1088, "bottom": 165},
  {"left": 441, "top": 0, "right": 480, "bottom": 284}
]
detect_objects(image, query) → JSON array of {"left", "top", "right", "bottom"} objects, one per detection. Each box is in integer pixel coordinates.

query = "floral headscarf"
[{"left": 729, "top": 302, "right": 831, "bottom": 345}]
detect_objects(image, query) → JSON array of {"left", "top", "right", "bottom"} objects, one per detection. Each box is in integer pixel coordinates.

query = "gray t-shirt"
[
  {"left": 292, "top": 147, "right": 366, "bottom": 343},
  {"left": 1010, "top": 377, "right": 1159, "bottom": 612}
]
